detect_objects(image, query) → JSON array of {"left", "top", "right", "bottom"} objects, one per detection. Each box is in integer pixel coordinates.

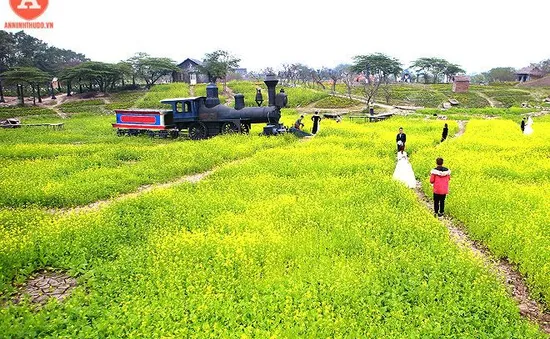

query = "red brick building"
[{"left": 452, "top": 75, "right": 470, "bottom": 93}]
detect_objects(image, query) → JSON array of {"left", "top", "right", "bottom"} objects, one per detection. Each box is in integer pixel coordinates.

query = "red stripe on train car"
[
  {"left": 115, "top": 110, "right": 162, "bottom": 115},
  {"left": 112, "top": 124, "right": 169, "bottom": 130},
  {"left": 120, "top": 115, "right": 157, "bottom": 124}
]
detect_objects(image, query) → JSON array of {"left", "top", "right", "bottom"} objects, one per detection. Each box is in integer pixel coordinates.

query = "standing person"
[
  {"left": 520, "top": 118, "right": 526, "bottom": 133},
  {"left": 441, "top": 123, "right": 449, "bottom": 142},
  {"left": 392, "top": 145, "right": 416, "bottom": 188},
  {"left": 524, "top": 115, "right": 534, "bottom": 135},
  {"left": 311, "top": 111, "right": 322, "bottom": 134},
  {"left": 430, "top": 158, "right": 451, "bottom": 217},
  {"left": 396, "top": 127, "right": 406, "bottom": 151},
  {"left": 294, "top": 115, "right": 305, "bottom": 130}
]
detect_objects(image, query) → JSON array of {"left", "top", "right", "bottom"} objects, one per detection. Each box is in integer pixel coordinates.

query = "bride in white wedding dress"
[
  {"left": 393, "top": 145, "right": 417, "bottom": 189},
  {"left": 524, "top": 115, "right": 534, "bottom": 135}
]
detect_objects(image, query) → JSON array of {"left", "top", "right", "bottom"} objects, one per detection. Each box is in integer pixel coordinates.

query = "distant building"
[
  {"left": 516, "top": 66, "right": 545, "bottom": 82},
  {"left": 452, "top": 75, "right": 470, "bottom": 93},
  {"left": 173, "top": 58, "right": 209, "bottom": 85},
  {"left": 234, "top": 68, "right": 247, "bottom": 77}
]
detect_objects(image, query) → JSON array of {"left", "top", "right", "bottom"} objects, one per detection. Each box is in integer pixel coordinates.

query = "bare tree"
[
  {"left": 311, "top": 68, "right": 327, "bottom": 90},
  {"left": 362, "top": 78, "right": 382, "bottom": 109},
  {"left": 340, "top": 67, "right": 356, "bottom": 99},
  {"left": 380, "top": 83, "right": 393, "bottom": 105}
]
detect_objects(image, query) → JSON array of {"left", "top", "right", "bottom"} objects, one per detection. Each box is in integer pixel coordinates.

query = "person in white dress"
[
  {"left": 524, "top": 116, "right": 534, "bottom": 135},
  {"left": 393, "top": 144, "right": 417, "bottom": 188}
]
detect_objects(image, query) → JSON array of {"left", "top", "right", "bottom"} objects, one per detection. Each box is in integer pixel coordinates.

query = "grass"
[
  {"left": 416, "top": 119, "right": 550, "bottom": 307},
  {"left": 0, "top": 118, "right": 544, "bottom": 337},
  {"left": 0, "top": 106, "right": 57, "bottom": 120}
]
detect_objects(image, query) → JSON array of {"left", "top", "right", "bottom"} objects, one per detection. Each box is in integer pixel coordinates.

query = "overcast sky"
[{"left": 2, "top": 0, "right": 548, "bottom": 74}]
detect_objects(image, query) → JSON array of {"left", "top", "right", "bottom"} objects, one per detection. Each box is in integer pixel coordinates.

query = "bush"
[{"left": 314, "top": 96, "right": 362, "bottom": 108}]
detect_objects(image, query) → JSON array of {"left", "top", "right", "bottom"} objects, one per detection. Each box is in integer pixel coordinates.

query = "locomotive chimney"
[
  {"left": 205, "top": 83, "right": 220, "bottom": 108},
  {"left": 264, "top": 73, "right": 279, "bottom": 107},
  {"left": 234, "top": 93, "right": 245, "bottom": 110}
]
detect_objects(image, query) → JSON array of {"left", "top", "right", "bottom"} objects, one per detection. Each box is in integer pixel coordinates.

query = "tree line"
[
  {"left": 1, "top": 30, "right": 548, "bottom": 106},
  {"left": 0, "top": 30, "right": 244, "bottom": 105}
]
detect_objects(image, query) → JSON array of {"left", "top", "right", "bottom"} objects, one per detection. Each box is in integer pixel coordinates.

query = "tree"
[
  {"left": 340, "top": 66, "right": 356, "bottom": 99},
  {"left": 127, "top": 52, "right": 149, "bottom": 86},
  {"left": 116, "top": 61, "right": 134, "bottom": 87},
  {"left": 485, "top": 67, "right": 516, "bottom": 82},
  {"left": 352, "top": 53, "right": 402, "bottom": 83},
  {"left": 0, "top": 31, "right": 16, "bottom": 103},
  {"left": 59, "top": 61, "right": 122, "bottom": 94},
  {"left": 311, "top": 68, "right": 328, "bottom": 90},
  {"left": 536, "top": 59, "right": 550, "bottom": 74},
  {"left": 200, "top": 50, "right": 240, "bottom": 92},
  {"left": 410, "top": 57, "right": 463, "bottom": 83},
  {"left": 2, "top": 67, "right": 50, "bottom": 105},
  {"left": 135, "top": 56, "right": 178, "bottom": 89},
  {"left": 443, "top": 63, "right": 465, "bottom": 82}
]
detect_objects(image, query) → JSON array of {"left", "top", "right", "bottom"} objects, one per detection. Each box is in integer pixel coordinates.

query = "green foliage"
[
  {"left": 0, "top": 114, "right": 294, "bottom": 208},
  {"left": 0, "top": 119, "right": 544, "bottom": 337},
  {"left": 58, "top": 99, "right": 105, "bottom": 114},
  {"left": 0, "top": 106, "right": 56, "bottom": 119},
  {"left": 480, "top": 89, "right": 535, "bottom": 108},
  {"left": 104, "top": 91, "right": 146, "bottom": 110},
  {"left": 416, "top": 119, "right": 550, "bottom": 307},
  {"left": 410, "top": 57, "right": 464, "bottom": 84},
  {"left": 440, "top": 91, "right": 490, "bottom": 108},
  {"left": 129, "top": 53, "right": 179, "bottom": 88},
  {"left": 381, "top": 84, "right": 447, "bottom": 107},
  {"left": 283, "top": 87, "right": 329, "bottom": 108},
  {"left": 352, "top": 53, "right": 402, "bottom": 79},
  {"left": 313, "top": 95, "right": 362, "bottom": 108},
  {"left": 200, "top": 50, "right": 240, "bottom": 82},
  {"left": 135, "top": 83, "right": 191, "bottom": 108}
]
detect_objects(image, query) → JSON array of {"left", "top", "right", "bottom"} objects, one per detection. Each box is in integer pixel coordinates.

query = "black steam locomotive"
[{"left": 113, "top": 74, "right": 287, "bottom": 139}]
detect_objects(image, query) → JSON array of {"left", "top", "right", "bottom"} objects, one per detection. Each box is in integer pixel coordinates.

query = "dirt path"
[
  {"left": 50, "top": 96, "right": 68, "bottom": 119},
  {"left": 414, "top": 186, "right": 550, "bottom": 333},
  {"left": 223, "top": 85, "right": 235, "bottom": 106},
  {"left": 413, "top": 120, "right": 550, "bottom": 333},
  {"left": 476, "top": 91, "right": 498, "bottom": 108},
  {"left": 49, "top": 170, "right": 213, "bottom": 215}
]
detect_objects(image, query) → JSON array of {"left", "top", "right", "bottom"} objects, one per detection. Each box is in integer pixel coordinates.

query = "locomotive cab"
[{"left": 160, "top": 98, "right": 200, "bottom": 120}]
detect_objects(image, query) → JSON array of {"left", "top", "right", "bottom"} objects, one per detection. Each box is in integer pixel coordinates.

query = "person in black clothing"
[
  {"left": 311, "top": 111, "right": 322, "bottom": 134},
  {"left": 520, "top": 118, "right": 526, "bottom": 132},
  {"left": 441, "top": 123, "right": 449, "bottom": 142},
  {"left": 396, "top": 127, "right": 406, "bottom": 151}
]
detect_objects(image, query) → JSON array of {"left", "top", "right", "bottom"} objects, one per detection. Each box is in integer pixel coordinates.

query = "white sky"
[{"left": 1, "top": 0, "right": 548, "bottom": 74}]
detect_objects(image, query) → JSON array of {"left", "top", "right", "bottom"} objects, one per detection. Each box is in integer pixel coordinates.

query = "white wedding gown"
[
  {"left": 524, "top": 117, "right": 534, "bottom": 135},
  {"left": 393, "top": 151, "right": 417, "bottom": 188}
]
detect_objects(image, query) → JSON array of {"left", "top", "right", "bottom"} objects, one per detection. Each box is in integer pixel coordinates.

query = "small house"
[
  {"left": 516, "top": 66, "right": 545, "bottom": 82},
  {"left": 452, "top": 75, "right": 470, "bottom": 93},
  {"left": 173, "top": 58, "right": 209, "bottom": 85}
]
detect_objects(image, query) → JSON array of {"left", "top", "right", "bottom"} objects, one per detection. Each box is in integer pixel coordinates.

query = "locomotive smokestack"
[
  {"left": 205, "top": 83, "right": 220, "bottom": 108},
  {"left": 264, "top": 73, "right": 279, "bottom": 107},
  {"left": 234, "top": 93, "right": 245, "bottom": 110}
]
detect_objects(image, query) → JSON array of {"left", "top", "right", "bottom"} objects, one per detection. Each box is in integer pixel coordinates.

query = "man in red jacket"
[{"left": 430, "top": 157, "right": 451, "bottom": 217}]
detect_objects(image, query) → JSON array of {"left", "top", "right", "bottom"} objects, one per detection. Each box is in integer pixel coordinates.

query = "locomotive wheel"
[
  {"left": 169, "top": 130, "right": 179, "bottom": 139},
  {"left": 221, "top": 122, "right": 239, "bottom": 134},
  {"left": 189, "top": 122, "right": 208, "bottom": 140},
  {"left": 240, "top": 123, "right": 250, "bottom": 134}
]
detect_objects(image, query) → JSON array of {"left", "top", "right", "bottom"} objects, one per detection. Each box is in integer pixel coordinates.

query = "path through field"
[
  {"left": 476, "top": 91, "right": 498, "bottom": 108},
  {"left": 413, "top": 120, "right": 550, "bottom": 334},
  {"left": 49, "top": 169, "right": 215, "bottom": 215}
]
